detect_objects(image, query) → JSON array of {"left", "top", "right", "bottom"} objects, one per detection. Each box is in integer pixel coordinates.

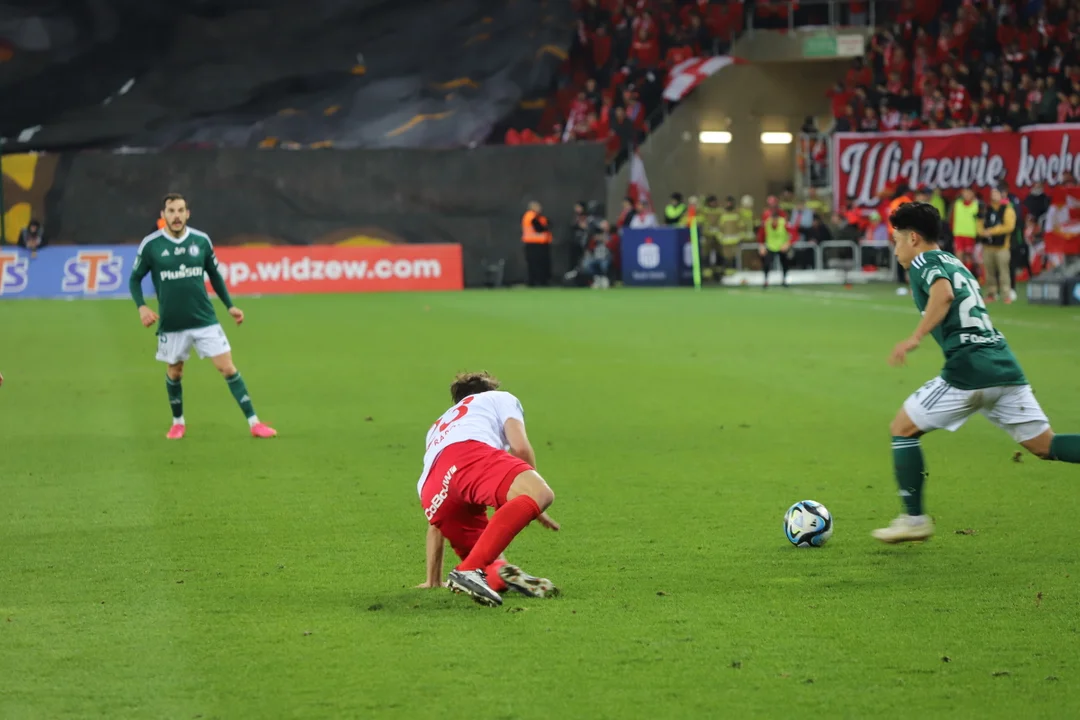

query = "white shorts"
[
  {"left": 156, "top": 324, "right": 231, "bottom": 364},
  {"left": 903, "top": 376, "right": 1050, "bottom": 443}
]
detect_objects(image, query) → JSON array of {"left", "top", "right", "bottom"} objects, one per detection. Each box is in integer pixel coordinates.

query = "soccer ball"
[{"left": 784, "top": 500, "right": 833, "bottom": 547}]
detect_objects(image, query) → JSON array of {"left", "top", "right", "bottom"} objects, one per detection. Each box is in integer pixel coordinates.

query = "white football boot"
[{"left": 872, "top": 514, "right": 935, "bottom": 544}]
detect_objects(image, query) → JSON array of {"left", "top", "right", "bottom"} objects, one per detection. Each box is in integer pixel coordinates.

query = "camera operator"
[
  {"left": 568, "top": 202, "right": 590, "bottom": 271},
  {"left": 582, "top": 217, "right": 612, "bottom": 289},
  {"left": 563, "top": 201, "right": 610, "bottom": 288}
]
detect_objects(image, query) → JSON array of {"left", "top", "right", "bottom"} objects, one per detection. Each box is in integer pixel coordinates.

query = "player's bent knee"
[
  {"left": 167, "top": 363, "right": 184, "bottom": 380},
  {"left": 1021, "top": 429, "right": 1055, "bottom": 460},
  {"left": 507, "top": 470, "right": 554, "bottom": 511},
  {"left": 889, "top": 410, "right": 921, "bottom": 438},
  {"left": 533, "top": 483, "right": 554, "bottom": 510}
]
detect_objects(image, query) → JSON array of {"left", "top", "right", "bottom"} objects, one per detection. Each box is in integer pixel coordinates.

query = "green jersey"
[
  {"left": 129, "top": 227, "right": 233, "bottom": 333},
  {"left": 908, "top": 249, "right": 1026, "bottom": 390}
]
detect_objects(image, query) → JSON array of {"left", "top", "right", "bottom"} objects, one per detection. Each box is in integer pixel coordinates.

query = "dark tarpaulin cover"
[{"left": 0, "top": 0, "right": 572, "bottom": 151}]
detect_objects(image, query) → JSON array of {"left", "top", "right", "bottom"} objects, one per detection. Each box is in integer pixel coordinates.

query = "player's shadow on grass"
[
  {"left": 356, "top": 590, "right": 548, "bottom": 615},
  {"left": 357, "top": 590, "right": 491, "bottom": 614}
]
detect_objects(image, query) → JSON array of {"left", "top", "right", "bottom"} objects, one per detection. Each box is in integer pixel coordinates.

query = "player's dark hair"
[
  {"left": 889, "top": 201, "right": 941, "bottom": 244},
  {"left": 161, "top": 192, "right": 187, "bottom": 210},
  {"left": 450, "top": 371, "right": 501, "bottom": 403}
]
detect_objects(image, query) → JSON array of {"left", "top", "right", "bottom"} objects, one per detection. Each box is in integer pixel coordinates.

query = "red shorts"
[
  {"left": 954, "top": 236, "right": 975, "bottom": 255},
  {"left": 419, "top": 440, "right": 533, "bottom": 560}
]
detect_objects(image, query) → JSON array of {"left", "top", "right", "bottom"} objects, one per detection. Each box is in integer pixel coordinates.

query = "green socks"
[
  {"left": 225, "top": 372, "right": 257, "bottom": 421},
  {"left": 166, "top": 375, "right": 184, "bottom": 423},
  {"left": 1049, "top": 434, "right": 1080, "bottom": 463},
  {"left": 892, "top": 436, "right": 928, "bottom": 516}
]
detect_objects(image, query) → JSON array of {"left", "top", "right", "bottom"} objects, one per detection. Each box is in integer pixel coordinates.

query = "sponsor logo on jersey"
[
  {"left": 0, "top": 251, "right": 30, "bottom": 296},
  {"left": 638, "top": 239, "right": 660, "bottom": 269},
  {"left": 959, "top": 331, "right": 1006, "bottom": 345},
  {"left": 174, "top": 246, "right": 187, "bottom": 255},
  {"left": 160, "top": 264, "right": 207, "bottom": 281},
  {"left": 424, "top": 465, "right": 458, "bottom": 520},
  {"left": 161, "top": 249, "right": 170, "bottom": 257},
  {"left": 62, "top": 250, "right": 124, "bottom": 293}
]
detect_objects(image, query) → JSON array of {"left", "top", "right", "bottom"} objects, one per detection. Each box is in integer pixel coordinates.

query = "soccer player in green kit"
[
  {"left": 129, "top": 193, "right": 276, "bottom": 440},
  {"left": 876, "top": 202, "right": 1080, "bottom": 543}
]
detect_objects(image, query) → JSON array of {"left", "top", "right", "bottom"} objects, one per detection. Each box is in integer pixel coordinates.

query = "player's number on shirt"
[
  {"left": 953, "top": 273, "right": 994, "bottom": 332},
  {"left": 436, "top": 396, "right": 474, "bottom": 432}
]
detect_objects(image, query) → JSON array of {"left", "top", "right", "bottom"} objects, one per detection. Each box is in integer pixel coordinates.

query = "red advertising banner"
[
  {"left": 832, "top": 124, "right": 1080, "bottom": 209},
  {"left": 210, "top": 244, "right": 464, "bottom": 295}
]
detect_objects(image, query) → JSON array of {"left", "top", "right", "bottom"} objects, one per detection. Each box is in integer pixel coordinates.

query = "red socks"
[
  {"left": 457, "top": 496, "right": 541, "bottom": 572},
  {"left": 485, "top": 559, "right": 508, "bottom": 592}
]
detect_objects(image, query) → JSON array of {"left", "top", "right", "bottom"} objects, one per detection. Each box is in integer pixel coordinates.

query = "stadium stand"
[
  {"left": 508, "top": 0, "right": 1080, "bottom": 177},
  {"left": 827, "top": 0, "right": 1080, "bottom": 133},
  {"left": 0, "top": 0, "right": 575, "bottom": 152},
  {"left": 503, "top": 0, "right": 747, "bottom": 160},
  {"left": 501, "top": 0, "right": 896, "bottom": 168}
]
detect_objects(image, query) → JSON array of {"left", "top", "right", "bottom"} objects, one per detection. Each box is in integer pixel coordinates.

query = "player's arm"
[
  {"left": 417, "top": 524, "right": 446, "bottom": 589},
  {"left": 504, "top": 417, "right": 537, "bottom": 468},
  {"left": 204, "top": 244, "right": 243, "bottom": 324},
  {"left": 890, "top": 277, "right": 954, "bottom": 366},
  {"left": 129, "top": 248, "right": 158, "bottom": 328},
  {"left": 203, "top": 245, "right": 234, "bottom": 308}
]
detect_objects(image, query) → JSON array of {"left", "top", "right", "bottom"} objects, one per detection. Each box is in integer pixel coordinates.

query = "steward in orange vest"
[{"left": 522, "top": 201, "right": 552, "bottom": 286}]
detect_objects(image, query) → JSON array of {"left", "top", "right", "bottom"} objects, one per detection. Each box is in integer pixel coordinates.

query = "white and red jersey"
[{"left": 416, "top": 391, "right": 525, "bottom": 496}]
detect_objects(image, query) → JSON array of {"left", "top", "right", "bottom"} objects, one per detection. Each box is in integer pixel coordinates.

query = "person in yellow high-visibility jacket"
[
  {"left": 758, "top": 210, "right": 793, "bottom": 289},
  {"left": 718, "top": 195, "right": 747, "bottom": 278},
  {"left": 951, "top": 186, "right": 980, "bottom": 271},
  {"left": 698, "top": 195, "right": 724, "bottom": 281}
]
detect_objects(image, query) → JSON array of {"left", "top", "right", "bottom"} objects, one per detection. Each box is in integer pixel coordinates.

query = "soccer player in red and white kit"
[{"left": 417, "top": 372, "right": 560, "bottom": 606}]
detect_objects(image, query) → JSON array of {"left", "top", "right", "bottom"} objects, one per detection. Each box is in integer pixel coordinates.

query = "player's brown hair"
[
  {"left": 450, "top": 371, "right": 500, "bottom": 403},
  {"left": 161, "top": 192, "right": 187, "bottom": 211}
]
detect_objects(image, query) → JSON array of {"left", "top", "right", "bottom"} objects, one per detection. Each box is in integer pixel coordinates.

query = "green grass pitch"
[{"left": 2, "top": 286, "right": 1079, "bottom": 718}]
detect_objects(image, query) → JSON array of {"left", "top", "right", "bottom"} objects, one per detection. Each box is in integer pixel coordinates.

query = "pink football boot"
[{"left": 250, "top": 422, "right": 277, "bottom": 438}]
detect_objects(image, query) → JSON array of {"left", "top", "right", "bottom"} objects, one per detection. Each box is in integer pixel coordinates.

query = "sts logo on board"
[
  {"left": 637, "top": 238, "right": 660, "bottom": 269},
  {"left": 0, "top": 251, "right": 29, "bottom": 296},
  {"left": 63, "top": 250, "right": 124, "bottom": 293}
]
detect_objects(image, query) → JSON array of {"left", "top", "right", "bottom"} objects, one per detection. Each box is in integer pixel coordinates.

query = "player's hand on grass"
[
  {"left": 415, "top": 580, "right": 447, "bottom": 589},
  {"left": 890, "top": 336, "right": 921, "bottom": 367},
  {"left": 537, "top": 512, "right": 560, "bottom": 531},
  {"left": 229, "top": 307, "right": 245, "bottom": 325},
  {"left": 0, "top": 369, "right": 4, "bottom": 387},
  {"left": 138, "top": 305, "right": 159, "bottom": 328}
]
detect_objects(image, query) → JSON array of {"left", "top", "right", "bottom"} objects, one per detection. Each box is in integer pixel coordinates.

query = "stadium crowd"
[
  {"left": 504, "top": 0, "right": 751, "bottom": 162},
  {"left": 828, "top": 0, "right": 1080, "bottom": 133},
  {"left": 509, "top": 0, "right": 1080, "bottom": 159}
]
